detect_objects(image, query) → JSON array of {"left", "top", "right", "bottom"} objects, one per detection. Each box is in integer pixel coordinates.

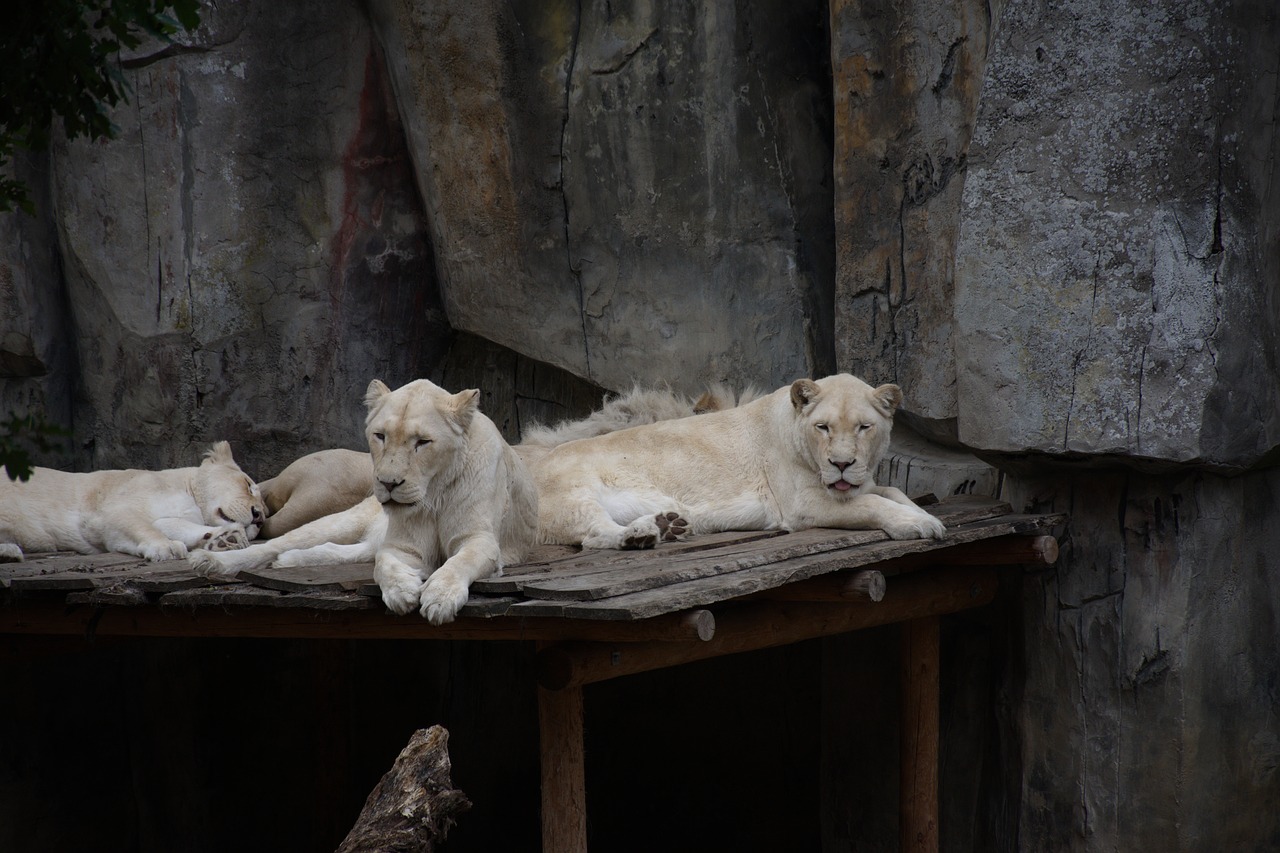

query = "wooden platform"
[{"left": 0, "top": 495, "right": 1065, "bottom": 852}]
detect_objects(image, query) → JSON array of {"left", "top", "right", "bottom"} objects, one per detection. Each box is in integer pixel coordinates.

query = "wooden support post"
[
  {"left": 900, "top": 615, "right": 940, "bottom": 853},
  {"left": 538, "top": 679, "right": 588, "bottom": 853}
]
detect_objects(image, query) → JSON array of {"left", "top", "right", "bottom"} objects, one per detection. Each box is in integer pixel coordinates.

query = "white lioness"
[
  {"left": 188, "top": 385, "right": 737, "bottom": 585},
  {"left": 368, "top": 378, "right": 538, "bottom": 623},
  {"left": 533, "top": 373, "right": 946, "bottom": 548},
  {"left": 194, "top": 380, "right": 538, "bottom": 625},
  {"left": 0, "top": 441, "right": 266, "bottom": 563}
]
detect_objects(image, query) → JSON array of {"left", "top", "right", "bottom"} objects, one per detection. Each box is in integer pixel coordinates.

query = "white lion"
[
  {"left": 533, "top": 373, "right": 946, "bottom": 548},
  {"left": 194, "top": 380, "right": 539, "bottom": 625},
  {"left": 0, "top": 441, "right": 266, "bottom": 563},
  {"left": 366, "top": 379, "right": 538, "bottom": 624}
]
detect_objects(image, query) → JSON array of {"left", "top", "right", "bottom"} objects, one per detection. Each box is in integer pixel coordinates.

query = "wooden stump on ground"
[{"left": 336, "top": 725, "right": 471, "bottom": 853}]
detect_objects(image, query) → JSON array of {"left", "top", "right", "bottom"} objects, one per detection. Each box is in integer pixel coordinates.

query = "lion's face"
[
  {"left": 364, "top": 379, "right": 480, "bottom": 507},
  {"left": 790, "top": 375, "right": 901, "bottom": 496},
  {"left": 191, "top": 441, "right": 267, "bottom": 536}
]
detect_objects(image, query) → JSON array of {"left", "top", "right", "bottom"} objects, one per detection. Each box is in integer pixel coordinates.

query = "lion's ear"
[
  {"left": 872, "top": 384, "right": 903, "bottom": 417},
  {"left": 790, "top": 379, "right": 821, "bottom": 411},
  {"left": 203, "top": 441, "right": 233, "bottom": 465},
  {"left": 448, "top": 388, "right": 481, "bottom": 431},
  {"left": 365, "top": 379, "right": 391, "bottom": 409}
]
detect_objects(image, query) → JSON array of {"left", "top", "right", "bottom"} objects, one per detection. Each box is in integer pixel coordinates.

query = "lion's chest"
[{"left": 385, "top": 507, "right": 449, "bottom": 569}]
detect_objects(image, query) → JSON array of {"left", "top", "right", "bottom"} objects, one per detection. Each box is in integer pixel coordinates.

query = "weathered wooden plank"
[
  {"left": 470, "top": 530, "right": 788, "bottom": 593},
  {"left": 66, "top": 586, "right": 152, "bottom": 607},
  {"left": 239, "top": 563, "right": 376, "bottom": 594},
  {"left": 508, "top": 515, "right": 1060, "bottom": 620},
  {"left": 515, "top": 505, "right": 1028, "bottom": 604},
  {"left": 159, "top": 585, "right": 381, "bottom": 612},
  {"left": 6, "top": 560, "right": 207, "bottom": 592},
  {"left": 480, "top": 497, "right": 1012, "bottom": 598}
]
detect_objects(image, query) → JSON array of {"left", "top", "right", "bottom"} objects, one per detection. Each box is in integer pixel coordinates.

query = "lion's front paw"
[
  {"left": 654, "top": 511, "right": 690, "bottom": 542},
  {"left": 883, "top": 510, "right": 947, "bottom": 541},
  {"left": 188, "top": 549, "right": 234, "bottom": 579},
  {"left": 419, "top": 572, "right": 469, "bottom": 626},
  {"left": 0, "top": 543, "right": 23, "bottom": 563},
  {"left": 143, "top": 540, "right": 188, "bottom": 562},
  {"left": 199, "top": 526, "right": 249, "bottom": 552},
  {"left": 376, "top": 563, "right": 424, "bottom": 616}
]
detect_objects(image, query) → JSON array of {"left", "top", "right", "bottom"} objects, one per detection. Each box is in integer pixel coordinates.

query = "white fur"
[
  {"left": 189, "top": 495, "right": 386, "bottom": 579},
  {"left": 255, "top": 448, "right": 373, "bottom": 538},
  {"left": 0, "top": 442, "right": 265, "bottom": 562},
  {"left": 531, "top": 374, "right": 947, "bottom": 549},
  {"left": 365, "top": 379, "right": 538, "bottom": 625}
]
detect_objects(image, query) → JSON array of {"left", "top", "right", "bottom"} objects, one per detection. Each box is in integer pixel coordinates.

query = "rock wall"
[
  {"left": 367, "top": 0, "right": 837, "bottom": 393},
  {"left": 955, "top": 0, "right": 1280, "bottom": 468},
  {"left": 1, "top": 0, "right": 1278, "bottom": 850}
]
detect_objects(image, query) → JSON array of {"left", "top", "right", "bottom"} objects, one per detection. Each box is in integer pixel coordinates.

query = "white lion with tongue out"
[{"left": 530, "top": 373, "right": 946, "bottom": 549}]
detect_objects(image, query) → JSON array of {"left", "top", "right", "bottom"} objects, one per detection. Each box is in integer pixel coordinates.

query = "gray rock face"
[
  {"left": 369, "top": 0, "right": 836, "bottom": 394},
  {"left": 830, "top": 0, "right": 998, "bottom": 424},
  {"left": 0, "top": 152, "right": 75, "bottom": 436},
  {"left": 45, "top": 1, "right": 450, "bottom": 474},
  {"left": 954, "top": 0, "right": 1280, "bottom": 468},
  {"left": 1003, "top": 466, "right": 1280, "bottom": 850}
]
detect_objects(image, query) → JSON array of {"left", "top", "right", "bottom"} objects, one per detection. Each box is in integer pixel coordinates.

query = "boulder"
[
  {"left": 368, "top": 0, "right": 836, "bottom": 394},
  {"left": 47, "top": 0, "right": 450, "bottom": 475},
  {"left": 954, "top": 0, "right": 1280, "bottom": 469}
]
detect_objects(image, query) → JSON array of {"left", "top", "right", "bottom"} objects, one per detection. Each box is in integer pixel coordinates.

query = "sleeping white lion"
[
  {"left": 532, "top": 373, "right": 946, "bottom": 548},
  {"left": 0, "top": 441, "right": 266, "bottom": 562}
]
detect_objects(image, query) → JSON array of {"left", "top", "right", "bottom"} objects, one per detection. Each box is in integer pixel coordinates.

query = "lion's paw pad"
[
  {"left": 621, "top": 531, "right": 658, "bottom": 549},
  {"left": 654, "top": 511, "right": 690, "bottom": 542},
  {"left": 200, "top": 527, "right": 249, "bottom": 552}
]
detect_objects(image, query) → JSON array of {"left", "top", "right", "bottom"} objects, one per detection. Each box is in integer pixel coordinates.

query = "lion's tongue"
[{"left": 831, "top": 480, "right": 852, "bottom": 492}]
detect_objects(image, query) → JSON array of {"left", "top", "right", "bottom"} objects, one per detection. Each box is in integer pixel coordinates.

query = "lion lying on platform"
[
  {"left": 533, "top": 373, "right": 946, "bottom": 548},
  {"left": 0, "top": 441, "right": 266, "bottom": 563},
  {"left": 195, "top": 379, "right": 540, "bottom": 625}
]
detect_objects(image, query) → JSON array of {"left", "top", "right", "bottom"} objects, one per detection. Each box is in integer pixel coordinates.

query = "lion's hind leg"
[
  {"left": 583, "top": 489, "right": 691, "bottom": 550},
  {"left": 0, "top": 543, "right": 23, "bottom": 562}
]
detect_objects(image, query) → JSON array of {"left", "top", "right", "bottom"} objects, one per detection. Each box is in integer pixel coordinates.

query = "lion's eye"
[
  {"left": 815, "top": 423, "right": 830, "bottom": 433},
  {"left": 372, "top": 432, "right": 385, "bottom": 442},
  {"left": 415, "top": 438, "right": 432, "bottom": 450},
  {"left": 859, "top": 423, "right": 873, "bottom": 432}
]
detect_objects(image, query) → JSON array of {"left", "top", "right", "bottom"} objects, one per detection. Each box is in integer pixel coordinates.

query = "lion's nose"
[
  {"left": 831, "top": 459, "right": 854, "bottom": 472},
  {"left": 251, "top": 506, "right": 264, "bottom": 522},
  {"left": 379, "top": 478, "right": 404, "bottom": 492}
]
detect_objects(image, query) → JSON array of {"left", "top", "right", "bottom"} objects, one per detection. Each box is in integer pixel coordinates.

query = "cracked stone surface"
[
  {"left": 368, "top": 0, "right": 836, "bottom": 394},
  {"left": 953, "top": 0, "right": 1280, "bottom": 469},
  {"left": 44, "top": 1, "right": 451, "bottom": 475}
]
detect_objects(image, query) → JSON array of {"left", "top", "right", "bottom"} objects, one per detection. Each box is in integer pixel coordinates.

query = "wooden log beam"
[
  {"left": 539, "top": 681, "right": 588, "bottom": 853},
  {"left": 900, "top": 616, "right": 940, "bottom": 853},
  {"left": 536, "top": 567, "right": 996, "bottom": 690},
  {"left": 0, "top": 600, "right": 715, "bottom": 644},
  {"left": 753, "top": 569, "right": 886, "bottom": 602},
  {"left": 335, "top": 725, "right": 470, "bottom": 853},
  {"left": 877, "top": 533, "right": 1058, "bottom": 575}
]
